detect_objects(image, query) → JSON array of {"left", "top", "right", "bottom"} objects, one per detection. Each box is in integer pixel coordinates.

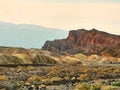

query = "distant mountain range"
[{"left": 0, "top": 21, "right": 68, "bottom": 48}]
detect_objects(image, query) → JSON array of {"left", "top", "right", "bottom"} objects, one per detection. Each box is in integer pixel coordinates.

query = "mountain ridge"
[
  {"left": 0, "top": 21, "right": 68, "bottom": 48},
  {"left": 42, "top": 28, "right": 120, "bottom": 57}
]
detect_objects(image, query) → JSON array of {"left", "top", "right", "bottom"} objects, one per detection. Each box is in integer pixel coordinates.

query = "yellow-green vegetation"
[
  {"left": 41, "top": 78, "right": 51, "bottom": 83},
  {"left": 102, "top": 85, "right": 120, "bottom": 90},
  {"left": 45, "top": 65, "right": 120, "bottom": 81},
  {"left": 77, "top": 74, "right": 90, "bottom": 81},
  {"left": 28, "top": 76, "right": 43, "bottom": 83},
  {"left": 112, "top": 81, "right": 120, "bottom": 87},
  {"left": 0, "top": 75, "right": 8, "bottom": 81},
  {"left": 62, "top": 56, "right": 82, "bottom": 65},
  {"left": 28, "top": 76, "right": 62, "bottom": 84},
  {"left": 90, "top": 84, "right": 101, "bottom": 90},
  {"left": 88, "top": 54, "right": 101, "bottom": 61},
  {"left": 47, "top": 65, "right": 75, "bottom": 78},
  {"left": 74, "top": 83, "right": 101, "bottom": 90},
  {"left": 50, "top": 77, "right": 62, "bottom": 82},
  {"left": 74, "top": 83, "right": 91, "bottom": 90},
  {"left": 74, "top": 54, "right": 87, "bottom": 60},
  {"left": 16, "top": 66, "right": 23, "bottom": 73},
  {"left": 0, "top": 65, "right": 120, "bottom": 89},
  {"left": 25, "top": 66, "right": 35, "bottom": 71}
]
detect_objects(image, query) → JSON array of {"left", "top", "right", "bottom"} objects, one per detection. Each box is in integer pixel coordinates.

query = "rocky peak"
[
  {"left": 68, "top": 29, "right": 119, "bottom": 45},
  {"left": 42, "top": 29, "right": 120, "bottom": 57}
]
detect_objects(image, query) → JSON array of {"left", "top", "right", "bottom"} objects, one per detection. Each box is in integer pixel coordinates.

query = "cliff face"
[{"left": 42, "top": 29, "right": 120, "bottom": 57}]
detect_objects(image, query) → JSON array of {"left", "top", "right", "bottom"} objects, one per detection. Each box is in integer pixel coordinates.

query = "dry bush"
[
  {"left": 74, "top": 54, "right": 87, "bottom": 60},
  {"left": 74, "top": 83, "right": 91, "bottom": 90},
  {"left": 25, "top": 66, "right": 35, "bottom": 71},
  {"left": 50, "top": 77, "right": 62, "bottom": 82},
  {"left": 74, "top": 83, "right": 101, "bottom": 90},
  {"left": 16, "top": 67, "right": 23, "bottom": 73},
  {"left": 102, "top": 86, "right": 120, "bottom": 90},
  {"left": 28, "top": 76, "right": 42, "bottom": 83},
  {"left": 0, "top": 75, "right": 8, "bottom": 81},
  {"left": 41, "top": 78, "right": 50, "bottom": 83},
  {"left": 77, "top": 74, "right": 90, "bottom": 81}
]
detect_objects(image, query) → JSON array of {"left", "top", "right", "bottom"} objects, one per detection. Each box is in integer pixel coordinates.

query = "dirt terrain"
[{"left": 0, "top": 64, "right": 120, "bottom": 90}]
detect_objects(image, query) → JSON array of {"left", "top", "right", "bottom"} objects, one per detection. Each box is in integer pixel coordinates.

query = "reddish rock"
[{"left": 42, "top": 29, "right": 120, "bottom": 57}]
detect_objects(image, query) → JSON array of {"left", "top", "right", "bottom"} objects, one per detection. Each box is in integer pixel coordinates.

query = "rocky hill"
[
  {"left": 0, "top": 46, "right": 120, "bottom": 65},
  {"left": 42, "top": 29, "right": 120, "bottom": 58},
  {"left": 0, "top": 47, "right": 57, "bottom": 64}
]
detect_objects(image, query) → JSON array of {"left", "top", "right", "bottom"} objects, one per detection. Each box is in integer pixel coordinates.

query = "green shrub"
[
  {"left": 74, "top": 83, "right": 91, "bottom": 90},
  {"left": 74, "top": 83, "right": 101, "bottom": 90},
  {"left": 112, "top": 81, "right": 120, "bottom": 87},
  {"left": 90, "top": 84, "right": 101, "bottom": 90},
  {"left": 102, "top": 86, "right": 120, "bottom": 90}
]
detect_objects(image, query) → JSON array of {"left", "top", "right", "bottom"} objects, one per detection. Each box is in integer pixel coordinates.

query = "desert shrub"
[
  {"left": 16, "top": 66, "right": 23, "bottom": 73},
  {"left": 88, "top": 54, "right": 100, "bottom": 61},
  {"left": 25, "top": 66, "right": 35, "bottom": 71},
  {"left": 74, "top": 83, "right": 91, "bottom": 90},
  {"left": 77, "top": 74, "right": 90, "bottom": 81},
  {"left": 113, "top": 69, "right": 120, "bottom": 74},
  {"left": 90, "top": 84, "right": 101, "bottom": 90},
  {"left": 74, "top": 54, "right": 87, "bottom": 60},
  {"left": 50, "top": 77, "right": 62, "bottom": 82},
  {"left": 64, "top": 76, "right": 70, "bottom": 81},
  {"left": 74, "top": 83, "right": 101, "bottom": 90},
  {"left": 102, "top": 86, "right": 120, "bottom": 90},
  {"left": 0, "top": 75, "right": 8, "bottom": 81},
  {"left": 41, "top": 78, "right": 51, "bottom": 84},
  {"left": 28, "top": 76, "right": 42, "bottom": 83},
  {"left": 112, "top": 81, "right": 120, "bottom": 87}
]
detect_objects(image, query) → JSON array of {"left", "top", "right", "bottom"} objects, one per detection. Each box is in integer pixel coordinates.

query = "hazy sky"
[{"left": 0, "top": 0, "right": 120, "bottom": 34}]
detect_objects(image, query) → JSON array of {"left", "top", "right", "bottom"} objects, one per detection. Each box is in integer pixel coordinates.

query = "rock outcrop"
[{"left": 42, "top": 29, "right": 120, "bottom": 57}]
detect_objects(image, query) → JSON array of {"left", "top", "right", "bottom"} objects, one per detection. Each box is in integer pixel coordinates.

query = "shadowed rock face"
[{"left": 42, "top": 29, "right": 120, "bottom": 57}]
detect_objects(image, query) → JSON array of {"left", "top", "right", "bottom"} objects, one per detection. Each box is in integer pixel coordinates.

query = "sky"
[{"left": 0, "top": 0, "right": 120, "bottom": 34}]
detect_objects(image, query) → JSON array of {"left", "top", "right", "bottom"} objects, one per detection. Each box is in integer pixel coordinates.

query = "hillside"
[
  {"left": 0, "top": 46, "right": 120, "bottom": 65},
  {"left": 0, "top": 21, "right": 68, "bottom": 48},
  {"left": 0, "top": 46, "right": 57, "bottom": 64},
  {"left": 42, "top": 29, "right": 120, "bottom": 58},
  {"left": 1, "top": 28, "right": 120, "bottom": 64}
]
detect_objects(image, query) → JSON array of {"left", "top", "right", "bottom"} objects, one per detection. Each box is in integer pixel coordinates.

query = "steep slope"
[
  {"left": 0, "top": 21, "right": 68, "bottom": 48},
  {"left": 42, "top": 29, "right": 120, "bottom": 57}
]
